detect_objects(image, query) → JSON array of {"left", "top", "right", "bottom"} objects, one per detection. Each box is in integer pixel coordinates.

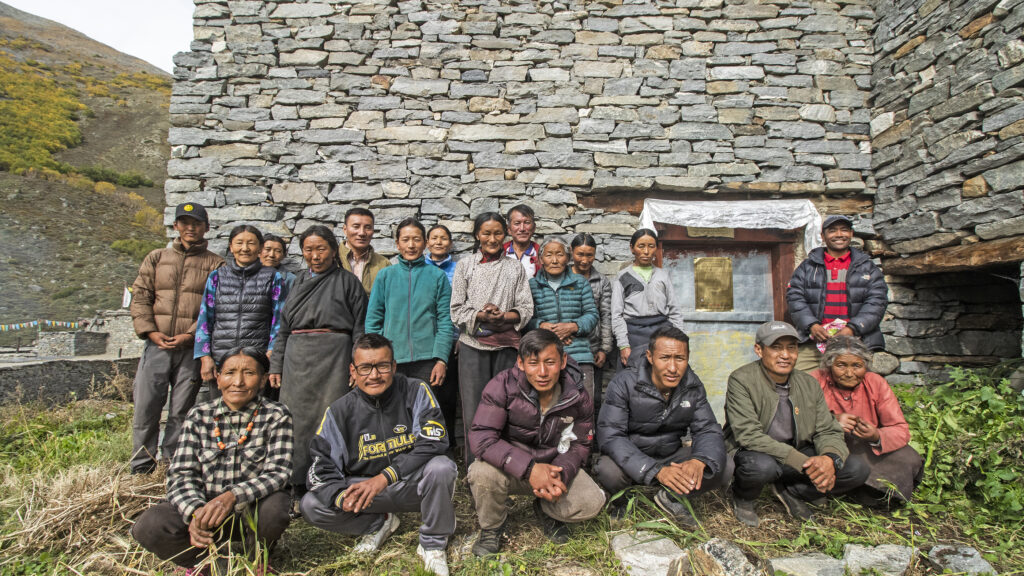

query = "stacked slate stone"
[
  {"left": 165, "top": 0, "right": 874, "bottom": 269},
  {"left": 871, "top": 0, "right": 1024, "bottom": 255},
  {"left": 870, "top": 0, "right": 1024, "bottom": 373}
]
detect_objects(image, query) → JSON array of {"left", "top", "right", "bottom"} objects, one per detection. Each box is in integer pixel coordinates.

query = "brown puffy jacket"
[{"left": 130, "top": 238, "right": 223, "bottom": 340}]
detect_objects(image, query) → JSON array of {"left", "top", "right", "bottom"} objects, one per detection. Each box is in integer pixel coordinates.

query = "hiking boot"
[
  {"left": 353, "top": 513, "right": 400, "bottom": 554},
  {"left": 607, "top": 500, "right": 629, "bottom": 521},
  {"left": 732, "top": 495, "right": 759, "bottom": 528},
  {"left": 653, "top": 489, "right": 698, "bottom": 529},
  {"left": 472, "top": 524, "right": 505, "bottom": 556},
  {"left": 417, "top": 544, "right": 450, "bottom": 576},
  {"left": 533, "top": 499, "right": 569, "bottom": 544},
  {"left": 771, "top": 484, "right": 814, "bottom": 521}
]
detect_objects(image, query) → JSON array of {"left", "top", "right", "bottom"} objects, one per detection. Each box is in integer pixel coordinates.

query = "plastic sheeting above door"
[{"left": 638, "top": 198, "right": 823, "bottom": 251}]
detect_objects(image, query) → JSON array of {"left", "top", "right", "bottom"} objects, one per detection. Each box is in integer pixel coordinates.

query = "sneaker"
[
  {"left": 472, "top": 524, "right": 505, "bottom": 556},
  {"left": 732, "top": 495, "right": 759, "bottom": 528},
  {"left": 653, "top": 489, "right": 698, "bottom": 529},
  {"left": 353, "top": 513, "right": 400, "bottom": 554},
  {"left": 417, "top": 544, "right": 450, "bottom": 576},
  {"left": 771, "top": 484, "right": 814, "bottom": 521},
  {"left": 533, "top": 499, "right": 570, "bottom": 544}
]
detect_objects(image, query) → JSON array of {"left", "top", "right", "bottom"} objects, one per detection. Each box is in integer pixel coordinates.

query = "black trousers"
[
  {"left": 732, "top": 447, "right": 870, "bottom": 501},
  {"left": 595, "top": 445, "right": 730, "bottom": 499},
  {"left": 131, "top": 492, "right": 291, "bottom": 568},
  {"left": 397, "top": 357, "right": 460, "bottom": 450}
]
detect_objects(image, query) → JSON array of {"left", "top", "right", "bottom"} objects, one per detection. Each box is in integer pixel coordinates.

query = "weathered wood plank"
[{"left": 882, "top": 235, "right": 1024, "bottom": 275}]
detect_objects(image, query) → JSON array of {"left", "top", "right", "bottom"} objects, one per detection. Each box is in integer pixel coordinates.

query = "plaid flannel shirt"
[{"left": 167, "top": 398, "right": 293, "bottom": 524}]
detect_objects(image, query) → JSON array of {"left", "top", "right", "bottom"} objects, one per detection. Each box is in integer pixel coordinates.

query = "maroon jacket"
[{"left": 469, "top": 359, "right": 594, "bottom": 486}]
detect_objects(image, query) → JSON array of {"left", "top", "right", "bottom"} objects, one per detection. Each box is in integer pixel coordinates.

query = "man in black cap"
[
  {"left": 723, "top": 321, "right": 868, "bottom": 527},
  {"left": 786, "top": 214, "right": 888, "bottom": 372},
  {"left": 128, "top": 202, "right": 223, "bottom": 473}
]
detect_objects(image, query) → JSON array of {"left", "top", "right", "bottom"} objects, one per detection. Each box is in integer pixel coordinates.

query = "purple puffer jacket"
[{"left": 469, "top": 358, "right": 593, "bottom": 486}]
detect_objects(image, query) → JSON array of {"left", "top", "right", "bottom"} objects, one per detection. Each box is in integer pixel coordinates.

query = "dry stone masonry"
[
  {"left": 165, "top": 0, "right": 1024, "bottom": 372},
  {"left": 167, "top": 0, "right": 876, "bottom": 271},
  {"left": 870, "top": 0, "right": 1024, "bottom": 374}
]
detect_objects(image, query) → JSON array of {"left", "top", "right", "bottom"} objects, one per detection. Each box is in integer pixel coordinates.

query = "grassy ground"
[{"left": 1, "top": 381, "right": 1022, "bottom": 575}]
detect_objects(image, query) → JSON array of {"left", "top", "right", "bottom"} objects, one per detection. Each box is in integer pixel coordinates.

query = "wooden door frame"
[{"left": 654, "top": 224, "right": 798, "bottom": 322}]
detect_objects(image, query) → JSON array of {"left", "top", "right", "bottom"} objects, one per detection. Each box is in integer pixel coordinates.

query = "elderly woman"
[
  {"left": 269, "top": 225, "right": 367, "bottom": 486},
  {"left": 811, "top": 335, "right": 923, "bottom": 507},
  {"left": 260, "top": 233, "right": 297, "bottom": 297},
  {"left": 570, "top": 233, "right": 613, "bottom": 406},
  {"left": 528, "top": 237, "right": 600, "bottom": 399},
  {"left": 132, "top": 347, "right": 293, "bottom": 570}
]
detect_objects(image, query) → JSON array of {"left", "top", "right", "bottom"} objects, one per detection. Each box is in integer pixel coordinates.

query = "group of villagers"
[{"left": 126, "top": 202, "right": 923, "bottom": 575}]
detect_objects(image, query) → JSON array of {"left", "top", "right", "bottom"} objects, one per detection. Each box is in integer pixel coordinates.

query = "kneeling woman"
[
  {"left": 812, "top": 336, "right": 923, "bottom": 507},
  {"left": 132, "top": 347, "right": 293, "bottom": 570}
]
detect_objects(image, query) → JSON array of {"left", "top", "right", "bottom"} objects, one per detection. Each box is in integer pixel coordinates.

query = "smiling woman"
[{"left": 131, "top": 345, "right": 294, "bottom": 571}]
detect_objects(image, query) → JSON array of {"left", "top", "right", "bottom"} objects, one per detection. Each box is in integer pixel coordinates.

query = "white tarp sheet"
[{"left": 638, "top": 198, "right": 823, "bottom": 250}]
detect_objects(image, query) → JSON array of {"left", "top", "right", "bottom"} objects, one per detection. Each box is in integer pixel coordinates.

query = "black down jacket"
[
  {"left": 211, "top": 259, "right": 279, "bottom": 364},
  {"left": 597, "top": 360, "right": 725, "bottom": 486},
  {"left": 785, "top": 247, "right": 888, "bottom": 350}
]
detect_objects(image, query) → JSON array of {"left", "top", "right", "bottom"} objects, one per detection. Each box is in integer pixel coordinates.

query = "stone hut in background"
[{"left": 165, "top": 0, "right": 1024, "bottom": 398}]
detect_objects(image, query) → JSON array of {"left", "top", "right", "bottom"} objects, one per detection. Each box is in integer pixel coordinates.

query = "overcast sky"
[{"left": 4, "top": 0, "right": 195, "bottom": 73}]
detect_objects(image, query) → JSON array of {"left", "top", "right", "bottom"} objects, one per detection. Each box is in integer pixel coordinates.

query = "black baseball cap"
[
  {"left": 174, "top": 202, "right": 209, "bottom": 224},
  {"left": 822, "top": 214, "right": 853, "bottom": 230}
]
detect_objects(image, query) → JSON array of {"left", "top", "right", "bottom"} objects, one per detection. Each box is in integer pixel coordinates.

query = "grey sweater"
[
  {"left": 610, "top": 266, "right": 685, "bottom": 347},
  {"left": 450, "top": 254, "right": 534, "bottom": 351}
]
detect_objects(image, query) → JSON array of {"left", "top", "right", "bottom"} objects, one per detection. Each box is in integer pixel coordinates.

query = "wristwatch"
[{"left": 824, "top": 452, "right": 844, "bottom": 472}]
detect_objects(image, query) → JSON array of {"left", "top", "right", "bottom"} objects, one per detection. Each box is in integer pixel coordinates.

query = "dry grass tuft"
[{"left": 0, "top": 463, "right": 164, "bottom": 571}]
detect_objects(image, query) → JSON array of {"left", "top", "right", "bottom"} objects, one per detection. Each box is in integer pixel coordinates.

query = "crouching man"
[
  {"left": 595, "top": 326, "right": 727, "bottom": 527},
  {"left": 300, "top": 334, "right": 456, "bottom": 576},
  {"left": 725, "top": 321, "right": 868, "bottom": 527},
  {"left": 468, "top": 329, "right": 605, "bottom": 556}
]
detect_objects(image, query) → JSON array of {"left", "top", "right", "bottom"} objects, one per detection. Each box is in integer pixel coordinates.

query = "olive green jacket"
[
  {"left": 723, "top": 360, "right": 848, "bottom": 470},
  {"left": 339, "top": 243, "right": 390, "bottom": 295}
]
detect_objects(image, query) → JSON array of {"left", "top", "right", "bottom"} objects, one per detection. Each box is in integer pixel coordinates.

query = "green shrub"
[
  {"left": 111, "top": 238, "right": 165, "bottom": 261},
  {"left": 899, "top": 364, "right": 1024, "bottom": 524},
  {"left": 75, "top": 165, "right": 154, "bottom": 188}
]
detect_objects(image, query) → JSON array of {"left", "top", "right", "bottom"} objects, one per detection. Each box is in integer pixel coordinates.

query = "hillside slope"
[{"left": 0, "top": 1, "right": 175, "bottom": 341}]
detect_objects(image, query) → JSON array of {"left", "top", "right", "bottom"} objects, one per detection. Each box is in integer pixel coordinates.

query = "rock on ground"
[
  {"left": 611, "top": 531, "right": 690, "bottom": 576},
  {"left": 690, "top": 538, "right": 758, "bottom": 576},
  {"left": 768, "top": 552, "right": 846, "bottom": 576},
  {"left": 927, "top": 545, "right": 998, "bottom": 575},
  {"left": 843, "top": 544, "right": 916, "bottom": 576}
]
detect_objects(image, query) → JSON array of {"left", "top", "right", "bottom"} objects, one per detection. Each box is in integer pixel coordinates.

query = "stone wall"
[
  {"left": 870, "top": 0, "right": 1024, "bottom": 255},
  {"left": 167, "top": 0, "right": 876, "bottom": 271},
  {"left": 36, "top": 331, "right": 108, "bottom": 357},
  {"left": 881, "top": 266, "right": 1023, "bottom": 383},
  {"left": 870, "top": 0, "right": 1024, "bottom": 372}
]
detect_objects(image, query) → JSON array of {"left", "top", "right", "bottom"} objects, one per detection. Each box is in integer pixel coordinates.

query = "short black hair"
[
  {"left": 649, "top": 325, "right": 689, "bottom": 350},
  {"left": 228, "top": 224, "right": 264, "bottom": 245},
  {"left": 344, "top": 207, "right": 375, "bottom": 224},
  {"left": 395, "top": 217, "right": 426, "bottom": 240},
  {"left": 518, "top": 329, "right": 565, "bottom": 360},
  {"left": 221, "top": 346, "right": 271, "bottom": 375},
  {"left": 507, "top": 204, "right": 535, "bottom": 221},
  {"left": 427, "top": 224, "right": 452, "bottom": 241},
  {"left": 263, "top": 234, "right": 288, "bottom": 249},
  {"left": 471, "top": 212, "right": 507, "bottom": 252},
  {"left": 352, "top": 333, "right": 394, "bottom": 358},
  {"left": 630, "top": 228, "right": 658, "bottom": 248},
  {"left": 570, "top": 233, "right": 597, "bottom": 250}
]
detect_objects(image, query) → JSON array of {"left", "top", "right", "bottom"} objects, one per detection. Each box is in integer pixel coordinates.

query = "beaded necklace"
[{"left": 213, "top": 400, "right": 261, "bottom": 450}]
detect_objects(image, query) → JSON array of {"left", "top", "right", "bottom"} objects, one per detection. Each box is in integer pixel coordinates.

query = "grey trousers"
[
  {"left": 300, "top": 455, "right": 458, "bottom": 550},
  {"left": 467, "top": 460, "right": 606, "bottom": 530},
  {"left": 458, "top": 346, "right": 517, "bottom": 465},
  {"left": 594, "top": 445, "right": 730, "bottom": 500},
  {"left": 131, "top": 341, "right": 201, "bottom": 473}
]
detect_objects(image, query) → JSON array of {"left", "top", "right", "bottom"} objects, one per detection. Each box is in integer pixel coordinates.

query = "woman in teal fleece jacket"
[
  {"left": 365, "top": 218, "right": 454, "bottom": 386},
  {"left": 528, "top": 238, "right": 600, "bottom": 400}
]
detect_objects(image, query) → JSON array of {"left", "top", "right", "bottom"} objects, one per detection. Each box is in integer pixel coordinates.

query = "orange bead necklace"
[{"left": 213, "top": 401, "right": 261, "bottom": 450}]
